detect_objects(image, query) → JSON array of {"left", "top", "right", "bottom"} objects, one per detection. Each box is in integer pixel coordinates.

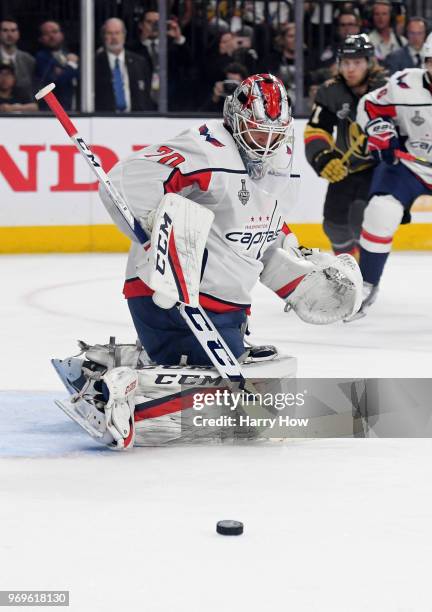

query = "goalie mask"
[{"left": 223, "top": 73, "right": 293, "bottom": 179}]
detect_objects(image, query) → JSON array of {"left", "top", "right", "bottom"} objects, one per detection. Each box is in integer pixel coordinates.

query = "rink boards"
[{"left": 0, "top": 116, "right": 431, "bottom": 253}]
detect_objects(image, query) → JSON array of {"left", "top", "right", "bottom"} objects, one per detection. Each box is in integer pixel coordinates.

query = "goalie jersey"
[
  {"left": 100, "top": 120, "right": 298, "bottom": 312},
  {"left": 357, "top": 68, "right": 432, "bottom": 187}
]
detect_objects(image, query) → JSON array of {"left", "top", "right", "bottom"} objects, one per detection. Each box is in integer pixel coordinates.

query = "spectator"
[
  {"left": 131, "top": 10, "right": 192, "bottom": 110},
  {"left": 385, "top": 16, "right": 427, "bottom": 74},
  {"left": 169, "top": 0, "right": 194, "bottom": 30},
  {"left": 206, "top": 31, "right": 258, "bottom": 92},
  {"left": 0, "top": 63, "right": 37, "bottom": 113},
  {"left": 308, "top": 2, "right": 335, "bottom": 50},
  {"left": 368, "top": 0, "right": 407, "bottom": 63},
  {"left": 242, "top": 1, "right": 293, "bottom": 27},
  {"left": 206, "top": 1, "right": 292, "bottom": 33},
  {"left": 317, "top": 9, "right": 362, "bottom": 67},
  {"left": 95, "top": 18, "right": 153, "bottom": 112},
  {"left": 260, "top": 23, "right": 305, "bottom": 105},
  {"left": 0, "top": 18, "right": 35, "bottom": 99},
  {"left": 35, "top": 20, "right": 79, "bottom": 111},
  {"left": 335, "top": 8, "right": 362, "bottom": 39},
  {"left": 200, "top": 62, "right": 248, "bottom": 113}
]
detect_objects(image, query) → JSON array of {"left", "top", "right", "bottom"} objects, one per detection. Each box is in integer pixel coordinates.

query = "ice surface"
[
  {"left": 1, "top": 252, "right": 432, "bottom": 611},
  {"left": 1, "top": 251, "right": 431, "bottom": 390}
]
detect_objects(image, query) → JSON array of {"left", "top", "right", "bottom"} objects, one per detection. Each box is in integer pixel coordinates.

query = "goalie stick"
[{"left": 35, "top": 83, "right": 246, "bottom": 389}]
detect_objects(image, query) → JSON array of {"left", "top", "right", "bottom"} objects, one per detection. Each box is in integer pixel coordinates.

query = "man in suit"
[
  {"left": 0, "top": 18, "right": 35, "bottom": 99},
  {"left": 385, "top": 17, "right": 427, "bottom": 75},
  {"left": 130, "top": 10, "right": 192, "bottom": 111},
  {"left": 35, "top": 20, "right": 79, "bottom": 111},
  {"left": 95, "top": 18, "right": 153, "bottom": 112}
]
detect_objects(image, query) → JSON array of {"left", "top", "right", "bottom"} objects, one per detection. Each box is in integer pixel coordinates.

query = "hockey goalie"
[{"left": 52, "top": 73, "right": 362, "bottom": 450}]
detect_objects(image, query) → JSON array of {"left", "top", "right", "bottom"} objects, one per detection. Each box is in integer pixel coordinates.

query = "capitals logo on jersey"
[
  {"left": 198, "top": 124, "right": 224, "bottom": 147},
  {"left": 396, "top": 73, "right": 410, "bottom": 89}
]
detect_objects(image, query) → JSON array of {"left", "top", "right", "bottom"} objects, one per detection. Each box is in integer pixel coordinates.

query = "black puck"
[{"left": 216, "top": 520, "right": 244, "bottom": 536}]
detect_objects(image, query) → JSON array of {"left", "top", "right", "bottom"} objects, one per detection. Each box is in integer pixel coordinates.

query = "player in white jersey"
[
  {"left": 99, "top": 73, "right": 361, "bottom": 366},
  {"left": 353, "top": 41, "right": 432, "bottom": 317},
  {"left": 97, "top": 74, "right": 362, "bottom": 365},
  {"left": 52, "top": 74, "right": 362, "bottom": 451}
]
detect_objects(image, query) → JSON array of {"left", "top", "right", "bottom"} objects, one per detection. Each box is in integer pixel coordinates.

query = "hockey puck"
[{"left": 216, "top": 520, "right": 244, "bottom": 536}]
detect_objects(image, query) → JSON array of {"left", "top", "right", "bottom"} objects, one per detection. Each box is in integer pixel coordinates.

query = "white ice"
[{"left": 1, "top": 252, "right": 432, "bottom": 611}]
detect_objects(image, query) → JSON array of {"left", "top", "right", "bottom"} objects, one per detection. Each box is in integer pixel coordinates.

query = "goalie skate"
[
  {"left": 55, "top": 397, "right": 105, "bottom": 440},
  {"left": 53, "top": 355, "right": 138, "bottom": 450}
]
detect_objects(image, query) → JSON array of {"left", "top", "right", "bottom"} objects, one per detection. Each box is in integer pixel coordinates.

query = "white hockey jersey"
[
  {"left": 101, "top": 120, "right": 299, "bottom": 311},
  {"left": 357, "top": 68, "right": 432, "bottom": 186}
]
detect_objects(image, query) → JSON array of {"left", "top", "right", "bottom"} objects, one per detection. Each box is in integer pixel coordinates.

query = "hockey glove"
[
  {"left": 312, "top": 149, "right": 348, "bottom": 183},
  {"left": 365, "top": 117, "right": 400, "bottom": 165}
]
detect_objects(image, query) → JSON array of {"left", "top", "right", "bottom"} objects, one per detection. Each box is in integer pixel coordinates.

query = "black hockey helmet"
[{"left": 337, "top": 34, "right": 374, "bottom": 60}]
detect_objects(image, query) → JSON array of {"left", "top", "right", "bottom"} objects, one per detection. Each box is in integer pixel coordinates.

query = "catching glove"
[
  {"left": 312, "top": 149, "right": 348, "bottom": 183},
  {"left": 365, "top": 117, "right": 399, "bottom": 165}
]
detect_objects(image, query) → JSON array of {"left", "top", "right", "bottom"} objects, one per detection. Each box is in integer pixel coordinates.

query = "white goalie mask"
[{"left": 223, "top": 73, "right": 293, "bottom": 178}]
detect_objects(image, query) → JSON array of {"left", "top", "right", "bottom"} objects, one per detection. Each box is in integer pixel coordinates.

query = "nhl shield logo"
[
  {"left": 411, "top": 111, "right": 425, "bottom": 126},
  {"left": 238, "top": 179, "right": 250, "bottom": 205}
]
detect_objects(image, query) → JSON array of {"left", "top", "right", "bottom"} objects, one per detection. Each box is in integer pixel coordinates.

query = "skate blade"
[
  {"left": 55, "top": 399, "right": 104, "bottom": 439},
  {"left": 51, "top": 358, "right": 83, "bottom": 395},
  {"left": 343, "top": 309, "right": 367, "bottom": 323}
]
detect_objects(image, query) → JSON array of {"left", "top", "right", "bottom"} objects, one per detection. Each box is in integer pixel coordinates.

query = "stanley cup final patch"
[
  {"left": 411, "top": 111, "right": 425, "bottom": 126},
  {"left": 238, "top": 179, "right": 250, "bottom": 205}
]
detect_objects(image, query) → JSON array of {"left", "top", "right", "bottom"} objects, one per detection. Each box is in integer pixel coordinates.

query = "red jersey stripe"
[
  {"left": 164, "top": 169, "right": 212, "bottom": 194},
  {"left": 361, "top": 229, "right": 393, "bottom": 244},
  {"left": 364, "top": 99, "right": 397, "bottom": 120},
  {"left": 123, "top": 278, "right": 251, "bottom": 314}
]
